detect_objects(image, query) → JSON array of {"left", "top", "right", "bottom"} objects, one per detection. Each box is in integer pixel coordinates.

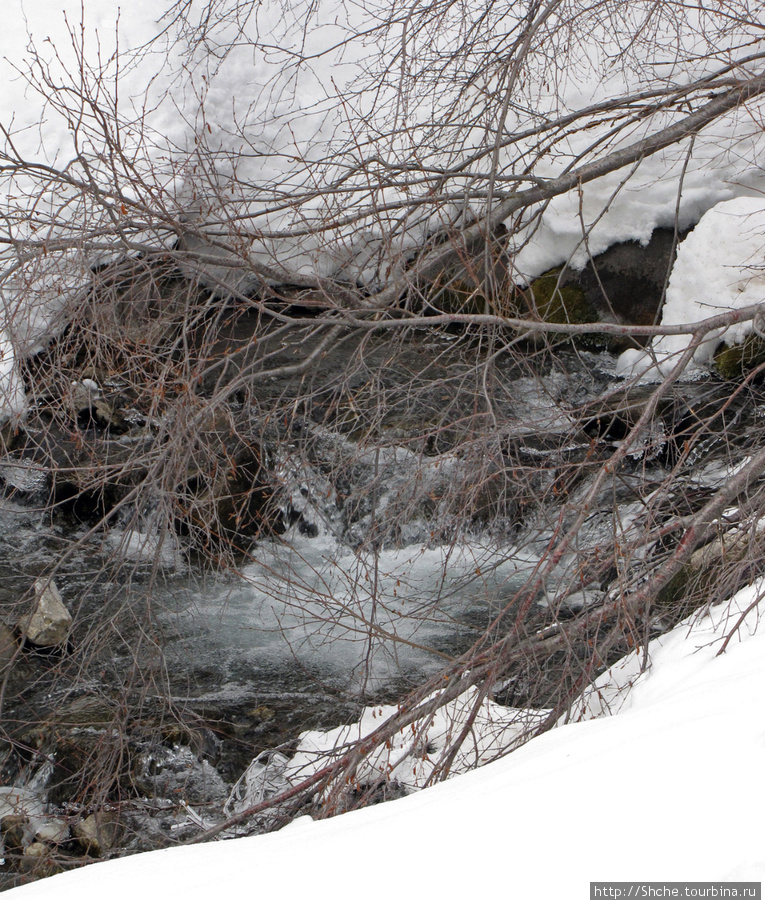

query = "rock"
[
  {"left": 17, "top": 578, "right": 72, "bottom": 648},
  {"left": 522, "top": 268, "right": 599, "bottom": 332},
  {"left": 74, "top": 810, "right": 120, "bottom": 856},
  {"left": 18, "top": 840, "right": 64, "bottom": 878},
  {"left": 44, "top": 728, "right": 126, "bottom": 807},
  {"left": 70, "top": 379, "right": 99, "bottom": 416},
  {"left": 0, "top": 815, "right": 27, "bottom": 853},
  {"left": 562, "top": 228, "right": 686, "bottom": 337},
  {"left": 424, "top": 227, "right": 687, "bottom": 343},
  {"left": 93, "top": 398, "right": 127, "bottom": 431},
  {"left": 22, "top": 841, "right": 49, "bottom": 859}
]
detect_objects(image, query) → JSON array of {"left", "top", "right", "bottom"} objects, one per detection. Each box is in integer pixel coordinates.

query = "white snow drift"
[{"left": 618, "top": 196, "right": 765, "bottom": 380}]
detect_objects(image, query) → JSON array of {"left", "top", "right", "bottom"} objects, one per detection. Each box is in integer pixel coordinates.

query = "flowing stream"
[{"left": 1, "top": 337, "right": 760, "bottom": 880}]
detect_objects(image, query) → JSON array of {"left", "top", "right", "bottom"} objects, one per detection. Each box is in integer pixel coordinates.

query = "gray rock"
[
  {"left": 561, "top": 227, "right": 691, "bottom": 338},
  {"left": 18, "top": 578, "right": 72, "bottom": 647}
]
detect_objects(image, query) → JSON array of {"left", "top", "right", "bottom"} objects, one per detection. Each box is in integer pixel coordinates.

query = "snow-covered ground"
[
  {"left": 1, "top": 2, "right": 765, "bottom": 421},
  {"left": 8, "top": 580, "right": 765, "bottom": 898}
]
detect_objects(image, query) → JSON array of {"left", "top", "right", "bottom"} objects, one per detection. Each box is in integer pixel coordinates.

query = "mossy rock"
[
  {"left": 521, "top": 268, "right": 602, "bottom": 346},
  {"left": 714, "top": 334, "right": 765, "bottom": 379}
]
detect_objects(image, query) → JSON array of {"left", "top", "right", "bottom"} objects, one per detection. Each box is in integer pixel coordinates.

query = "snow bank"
[
  {"left": 1, "top": 3, "right": 765, "bottom": 417},
  {"left": 617, "top": 197, "right": 765, "bottom": 380},
  {"left": 169, "top": 3, "right": 765, "bottom": 287},
  {"left": 283, "top": 687, "right": 549, "bottom": 792},
  {"left": 9, "top": 581, "right": 765, "bottom": 897}
]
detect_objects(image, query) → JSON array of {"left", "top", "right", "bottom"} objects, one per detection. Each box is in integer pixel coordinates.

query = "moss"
[
  {"left": 714, "top": 334, "right": 765, "bottom": 379},
  {"left": 420, "top": 265, "right": 603, "bottom": 339},
  {"left": 521, "top": 267, "right": 602, "bottom": 347},
  {"left": 524, "top": 268, "right": 597, "bottom": 325}
]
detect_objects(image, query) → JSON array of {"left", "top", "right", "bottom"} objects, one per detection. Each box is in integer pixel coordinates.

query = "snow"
[
  {"left": 8, "top": 581, "right": 765, "bottom": 897},
  {"left": 282, "top": 686, "right": 550, "bottom": 792},
  {"left": 1, "top": 3, "right": 765, "bottom": 417},
  {"left": 617, "top": 197, "right": 765, "bottom": 380},
  {"left": 167, "top": 4, "right": 765, "bottom": 287}
]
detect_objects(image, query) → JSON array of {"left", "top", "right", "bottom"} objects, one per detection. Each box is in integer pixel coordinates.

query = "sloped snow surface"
[{"left": 9, "top": 582, "right": 765, "bottom": 898}]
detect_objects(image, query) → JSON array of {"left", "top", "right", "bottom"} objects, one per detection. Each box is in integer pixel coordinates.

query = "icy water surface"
[{"left": 158, "top": 531, "right": 539, "bottom": 701}]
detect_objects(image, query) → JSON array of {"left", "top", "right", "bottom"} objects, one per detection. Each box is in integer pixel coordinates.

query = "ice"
[
  {"left": 161, "top": 534, "right": 538, "bottom": 695},
  {"left": 224, "top": 751, "right": 292, "bottom": 829}
]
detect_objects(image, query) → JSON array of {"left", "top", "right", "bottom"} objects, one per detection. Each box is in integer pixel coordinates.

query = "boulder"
[
  {"left": 521, "top": 268, "right": 600, "bottom": 340},
  {"left": 17, "top": 578, "right": 72, "bottom": 648},
  {"left": 562, "top": 228, "right": 686, "bottom": 333},
  {"left": 74, "top": 810, "right": 120, "bottom": 856}
]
